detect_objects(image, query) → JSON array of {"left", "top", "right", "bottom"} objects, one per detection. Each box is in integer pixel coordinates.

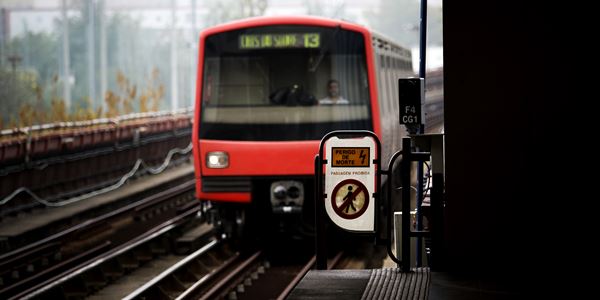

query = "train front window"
[{"left": 200, "top": 26, "right": 371, "bottom": 141}]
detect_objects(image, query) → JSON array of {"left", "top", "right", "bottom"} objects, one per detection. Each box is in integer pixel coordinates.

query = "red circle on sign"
[{"left": 331, "top": 179, "right": 369, "bottom": 220}]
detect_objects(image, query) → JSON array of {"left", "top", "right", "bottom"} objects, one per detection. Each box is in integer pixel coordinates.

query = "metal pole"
[
  {"left": 190, "top": 0, "right": 197, "bottom": 108},
  {"left": 430, "top": 135, "right": 444, "bottom": 270},
  {"left": 416, "top": 152, "right": 424, "bottom": 266},
  {"left": 87, "top": 0, "right": 96, "bottom": 107},
  {"left": 419, "top": 0, "right": 428, "bottom": 79},
  {"left": 401, "top": 138, "right": 412, "bottom": 272},
  {"left": 315, "top": 155, "right": 327, "bottom": 270},
  {"left": 23, "top": 23, "right": 30, "bottom": 67},
  {"left": 0, "top": 8, "right": 6, "bottom": 67},
  {"left": 99, "top": 0, "right": 107, "bottom": 112},
  {"left": 170, "top": 0, "right": 178, "bottom": 111},
  {"left": 61, "top": 0, "right": 71, "bottom": 109},
  {"left": 415, "top": 0, "right": 428, "bottom": 268}
]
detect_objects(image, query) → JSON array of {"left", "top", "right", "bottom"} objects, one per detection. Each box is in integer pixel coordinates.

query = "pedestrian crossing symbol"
[{"left": 332, "top": 179, "right": 369, "bottom": 219}]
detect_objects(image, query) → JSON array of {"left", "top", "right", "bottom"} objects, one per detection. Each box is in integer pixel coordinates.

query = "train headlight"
[{"left": 206, "top": 151, "right": 229, "bottom": 168}]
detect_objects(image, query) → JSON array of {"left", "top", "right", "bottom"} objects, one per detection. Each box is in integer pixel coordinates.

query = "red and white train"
[{"left": 192, "top": 16, "right": 414, "bottom": 237}]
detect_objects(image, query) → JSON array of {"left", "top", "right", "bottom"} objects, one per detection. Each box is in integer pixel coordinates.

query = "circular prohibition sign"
[{"left": 331, "top": 179, "right": 370, "bottom": 220}]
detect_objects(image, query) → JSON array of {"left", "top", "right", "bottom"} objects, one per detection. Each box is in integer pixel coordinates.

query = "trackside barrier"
[
  {"left": 314, "top": 130, "right": 381, "bottom": 270},
  {"left": 386, "top": 136, "right": 444, "bottom": 272},
  {"left": 315, "top": 132, "right": 444, "bottom": 272},
  {"left": 412, "top": 133, "right": 445, "bottom": 270}
]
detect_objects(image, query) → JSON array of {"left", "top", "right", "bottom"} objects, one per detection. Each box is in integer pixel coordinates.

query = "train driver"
[{"left": 319, "top": 79, "right": 349, "bottom": 105}]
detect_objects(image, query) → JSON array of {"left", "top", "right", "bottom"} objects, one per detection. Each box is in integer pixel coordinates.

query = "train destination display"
[{"left": 240, "top": 33, "right": 320, "bottom": 49}]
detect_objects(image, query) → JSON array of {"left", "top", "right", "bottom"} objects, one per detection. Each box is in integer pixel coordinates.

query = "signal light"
[
  {"left": 273, "top": 185, "right": 287, "bottom": 200},
  {"left": 287, "top": 186, "right": 300, "bottom": 199}
]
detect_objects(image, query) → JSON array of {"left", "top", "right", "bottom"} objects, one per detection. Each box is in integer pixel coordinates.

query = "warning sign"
[
  {"left": 331, "top": 147, "right": 370, "bottom": 167},
  {"left": 322, "top": 134, "right": 378, "bottom": 232},
  {"left": 331, "top": 179, "right": 369, "bottom": 219}
]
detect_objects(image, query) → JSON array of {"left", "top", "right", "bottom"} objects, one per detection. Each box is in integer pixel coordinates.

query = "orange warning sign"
[{"left": 331, "top": 147, "right": 370, "bottom": 167}]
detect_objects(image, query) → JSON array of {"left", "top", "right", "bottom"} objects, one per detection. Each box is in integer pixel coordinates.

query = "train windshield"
[{"left": 200, "top": 25, "right": 372, "bottom": 141}]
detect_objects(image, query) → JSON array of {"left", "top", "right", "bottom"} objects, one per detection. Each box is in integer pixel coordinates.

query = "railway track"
[
  {"left": 4, "top": 189, "right": 365, "bottom": 300},
  {"left": 118, "top": 247, "right": 345, "bottom": 300},
  {"left": 10, "top": 206, "right": 206, "bottom": 300},
  {"left": 0, "top": 179, "right": 197, "bottom": 299}
]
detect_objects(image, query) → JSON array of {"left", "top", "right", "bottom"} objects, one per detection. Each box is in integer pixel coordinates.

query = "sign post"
[
  {"left": 315, "top": 131, "right": 380, "bottom": 269},
  {"left": 398, "top": 78, "right": 424, "bottom": 130}
]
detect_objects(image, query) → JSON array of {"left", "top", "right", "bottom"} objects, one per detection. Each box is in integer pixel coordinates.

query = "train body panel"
[
  {"left": 195, "top": 140, "right": 318, "bottom": 203},
  {"left": 199, "top": 140, "right": 319, "bottom": 176}
]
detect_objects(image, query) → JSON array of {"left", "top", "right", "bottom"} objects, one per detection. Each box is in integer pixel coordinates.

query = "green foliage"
[
  {"left": 104, "top": 90, "right": 120, "bottom": 118},
  {"left": 0, "top": 67, "right": 166, "bottom": 129},
  {"left": 0, "top": 4, "right": 168, "bottom": 129},
  {"left": 72, "top": 97, "right": 97, "bottom": 121},
  {"left": 147, "top": 68, "right": 165, "bottom": 112},
  {"left": 48, "top": 74, "right": 67, "bottom": 123},
  {"left": 50, "top": 97, "right": 67, "bottom": 123},
  {"left": 103, "top": 71, "right": 137, "bottom": 118},
  {"left": 0, "top": 68, "right": 39, "bottom": 126},
  {"left": 102, "top": 68, "right": 164, "bottom": 117}
]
